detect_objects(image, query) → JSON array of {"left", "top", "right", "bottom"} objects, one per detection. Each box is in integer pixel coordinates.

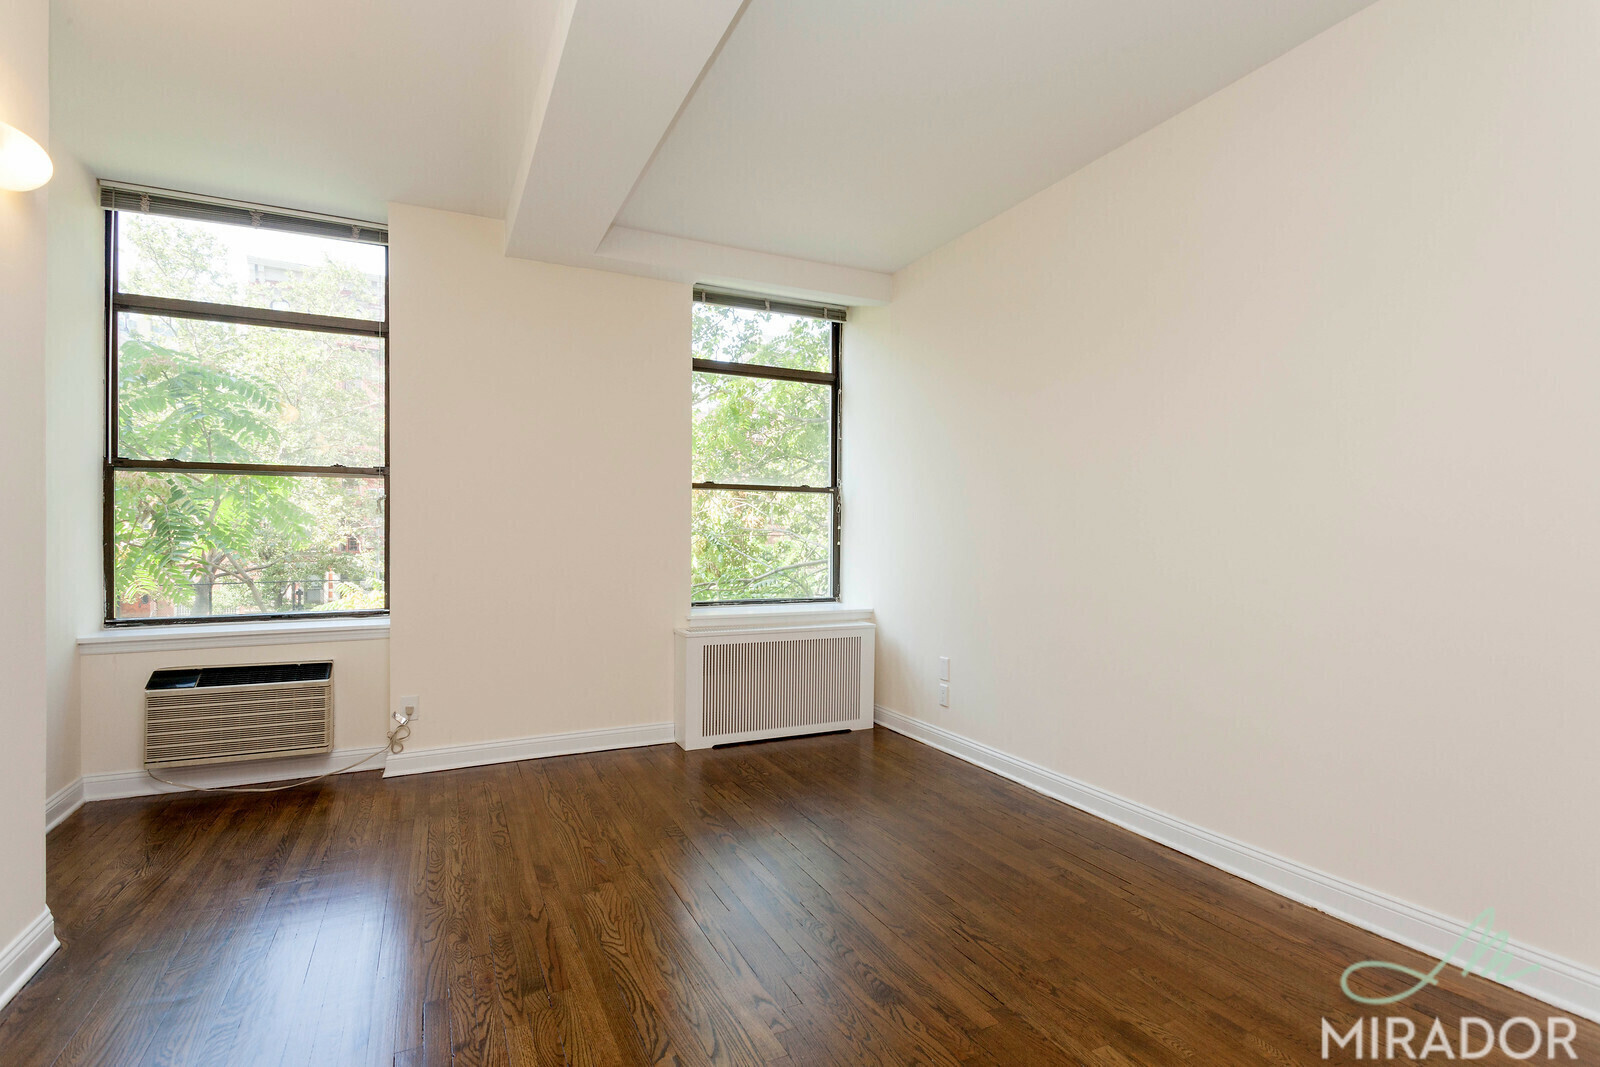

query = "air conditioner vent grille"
[
  {"left": 144, "top": 663, "right": 333, "bottom": 767},
  {"left": 702, "top": 636, "right": 862, "bottom": 739}
]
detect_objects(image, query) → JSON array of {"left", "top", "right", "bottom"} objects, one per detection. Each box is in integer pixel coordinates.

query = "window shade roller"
[
  {"left": 694, "top": 286, "right": 847, "bottom": 322},
  {"left": 99, "top": 182, "right": 387, "bottom": 245}
]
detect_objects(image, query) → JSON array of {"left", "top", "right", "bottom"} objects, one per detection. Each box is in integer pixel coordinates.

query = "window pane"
[
  {"left": 112, "top": 470, "right": 385, "bottom": 620},
  {"left": 693, "top": 372, "right": 830, "bottom": 486},
  {"left": 117, "top": 212, "right": 386, "bottom": 320},
  {"left": 116, "top": 312, "right": 385, "bottom": 468},
  {"left": 693, "top": 302, "right": 831, "bottom": 372},
  {"left": 692, "top": 489, "right": 832, "bottom": 602}
]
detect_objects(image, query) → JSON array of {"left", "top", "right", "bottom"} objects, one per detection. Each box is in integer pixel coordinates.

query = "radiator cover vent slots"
[
  {"left": 144, "top": 661, "right": 334, "bottom": 767},
  {"left": 702, "top": 635, "right": 862, "bottom": 739},
  {"left": 675, "top": 612, "right": 875, "bottom": 749}
]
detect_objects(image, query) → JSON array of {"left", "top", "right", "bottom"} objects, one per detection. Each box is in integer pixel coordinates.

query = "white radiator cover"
[{"left": 675, "top": 609, "right": 875, "bottom": 749}]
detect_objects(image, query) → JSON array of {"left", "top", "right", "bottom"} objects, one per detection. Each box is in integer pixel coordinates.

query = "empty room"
[{"left": 1, "top": 0, "right": 1597, "bottom": 1063}]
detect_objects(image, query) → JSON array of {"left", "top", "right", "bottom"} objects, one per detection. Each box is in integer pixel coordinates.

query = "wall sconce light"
[{"left": 0, "top": 120, "right": 53, "bottom": 192}]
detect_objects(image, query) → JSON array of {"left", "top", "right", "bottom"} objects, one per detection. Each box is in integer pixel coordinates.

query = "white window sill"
[
  {"left": 680, "top": 602, "right": 874, "bottom": 636},
  {"left": 78, "top": 615, "right": 390, "bottom": 655}
]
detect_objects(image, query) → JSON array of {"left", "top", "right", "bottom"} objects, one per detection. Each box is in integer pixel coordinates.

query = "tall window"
[
  {"left": 691, "top": 289, "right": 843, "bottom": 604},
  {"left": 102, "top": 185, "right": 388, "bottom": 623}
]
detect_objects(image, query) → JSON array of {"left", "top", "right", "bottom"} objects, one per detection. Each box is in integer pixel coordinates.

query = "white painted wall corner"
[
  {"left": 45, "top": 778, "right": 83, "bottom": 832},
  {"left": 0, "top": 909, "right": 58, "bottom": 1014}
]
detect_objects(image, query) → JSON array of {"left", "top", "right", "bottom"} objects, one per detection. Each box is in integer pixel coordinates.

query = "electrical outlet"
[
  {"left": 937, "top": 682, "right": 950, "bottom": 708},
  {"left": 397, "top": 695, "right": 420, "bottom": 723},
  {"left": 938, "top": 656, "right": 950, "bottom": 682}
]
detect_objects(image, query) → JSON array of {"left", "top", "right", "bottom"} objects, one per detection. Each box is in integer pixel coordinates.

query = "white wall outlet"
[
  {"left": 937, "top": 682, "right": 950, "bottom": 708},
  {"left": 398, "top": 695, "right": 420, "bottom": 723},
  {"left": 938, "top": 656, "right": 950, "bottom": 681}
]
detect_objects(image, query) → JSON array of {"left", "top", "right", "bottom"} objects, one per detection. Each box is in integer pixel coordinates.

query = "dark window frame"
[
  {"left": 691, "top": 289, "right": 844, "bottom": 607},
  {"left": 101, "top": 191, "right": 390, "bottom": 626}
]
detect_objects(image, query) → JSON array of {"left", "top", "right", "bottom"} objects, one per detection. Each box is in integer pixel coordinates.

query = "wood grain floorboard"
[{"left": 1, "top": 728, "right": 1591, "bottom": 1065}]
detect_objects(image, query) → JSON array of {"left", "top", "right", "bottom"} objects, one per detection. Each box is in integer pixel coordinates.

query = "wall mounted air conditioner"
[
  {"left": 674, "top": 610, "right": 875, "bottom": 749},
  {"left": 144, "top": 662, "right": 334, "bottom": 768}
]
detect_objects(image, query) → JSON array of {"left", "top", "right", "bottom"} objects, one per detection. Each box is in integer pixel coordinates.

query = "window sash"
[
  {"left": 690, "top": 358, "right": 832, "bottom": 386},
  {"left": 114, "top": 292, "right": 385, "bottom": 338},
  {"left": 104, "top": 201, "right": 391, "bottom": 624}
]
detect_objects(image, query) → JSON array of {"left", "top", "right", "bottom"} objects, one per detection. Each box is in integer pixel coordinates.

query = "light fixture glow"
[{"left": 0, "top": 120, "right": 53, "bottom": 192}]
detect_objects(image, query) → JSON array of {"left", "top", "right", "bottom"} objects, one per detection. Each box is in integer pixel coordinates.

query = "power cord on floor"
[{"left": 143, "top": 712, "right": 412, "bottom": 794}]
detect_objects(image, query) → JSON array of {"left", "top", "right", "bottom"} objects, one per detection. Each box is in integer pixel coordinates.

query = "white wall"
[
  {"left": 0, "top": 0, "right": 52, "bottom": 979},
  {"left": 846, "top": 0, "right": 1600, "bottom": 970},
  {"left": 387, "top": 205, "right": 688, "bottom": 750},
  {"left": 43, "top": 148, "right": 102, "bottom": 800}
]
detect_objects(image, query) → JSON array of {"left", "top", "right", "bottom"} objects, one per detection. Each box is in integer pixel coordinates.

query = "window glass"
[
  {"left": 117, "top": 312, "right": 384, "bottom": 469},
  {"left": 692, "top": 303, "right": 831, "bottom": 372},
  {"left": 692, "top": 372, "right": 830, "bottom": 486},
  {"left": 117, "top": 212, "right": 386, "bottom": 320},
  {"left": 112, "top": 471, "right": 385, "bottom": 619},
  {"left": 692, "top": 489, "right": 833, "bottom": 602}
]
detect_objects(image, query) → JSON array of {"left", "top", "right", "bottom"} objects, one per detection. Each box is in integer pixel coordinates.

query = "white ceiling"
[
  {"left": 51, "top": 0, "right": 552, "bottom": 222},
  {"left": 51, "top": 0, "right": 1375, "bottom": 300},
  {"left": 618, "top": 0, "right": 1375, "bottom": 273}
]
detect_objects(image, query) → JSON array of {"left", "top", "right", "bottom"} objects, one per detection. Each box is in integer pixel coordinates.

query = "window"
[
  {"left": 102, "top": 185, "right": 388, "bottom": 623},
  {"left": 691, "top": 289, "right": 844, "bottom": 604}
]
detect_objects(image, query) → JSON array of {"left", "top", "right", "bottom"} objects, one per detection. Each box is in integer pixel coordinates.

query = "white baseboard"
[
  {"left": 45, "top": 778, "right": 85, "bottom": 832},
  {"left": 0, "top": 909, "right": 58, "bottom": 1013},
  {"left": 873, "top": 706, "right": 1600, "bottom": 1024},
  {"left": 383, "top": 722, "right": 675, "bottom": 778},
  {"left": 81, "top": 745, "right": 388, "bottom": 801}
]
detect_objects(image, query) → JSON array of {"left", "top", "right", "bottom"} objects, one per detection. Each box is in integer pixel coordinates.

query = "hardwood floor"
[{"left": 1, "top": 727, "right": 1590, "bottom": 1065}]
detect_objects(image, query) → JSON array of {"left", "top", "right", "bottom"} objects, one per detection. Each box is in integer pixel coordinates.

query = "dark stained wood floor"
[{"left": 1, "top": 728, "right": 1590, "bottom": 1065}]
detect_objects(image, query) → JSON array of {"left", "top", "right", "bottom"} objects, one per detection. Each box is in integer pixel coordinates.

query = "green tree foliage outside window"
[
  {"left": 112, "top": 214, "right": 386, "bottom": 618},
  {"left": 691, "top": 303, "right": 836, "bottom": 602}
]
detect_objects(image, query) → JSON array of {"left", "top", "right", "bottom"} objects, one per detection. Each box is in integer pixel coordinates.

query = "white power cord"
[{"left": 143, "top": 712, "right": 412, "bottom": 794}]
